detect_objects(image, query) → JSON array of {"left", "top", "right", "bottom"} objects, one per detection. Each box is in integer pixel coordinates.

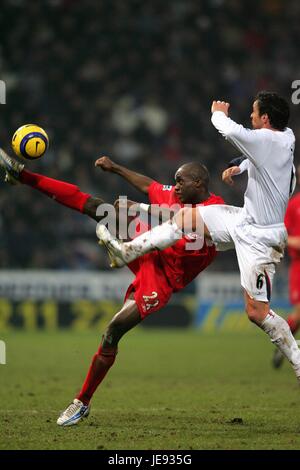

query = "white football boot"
[
  {"left": 0, "top": 148, "right": 24, "bottom": 184},
  {"left": 57, "top": 399, "right": 90, "bottom": 426},
  {"left": 96, "top": 224, "right": 129, "bottom": 268}
]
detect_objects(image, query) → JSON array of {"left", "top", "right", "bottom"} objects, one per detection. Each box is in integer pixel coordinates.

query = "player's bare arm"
[
  {"left": 0, "top": 148, "right": 132, "bottom": 225},
  {"left": 95, "top": 156, "right": 154, "bottom": 194},
  {"left": 96, "top": 156, "right": 176, "bottom": 222}
]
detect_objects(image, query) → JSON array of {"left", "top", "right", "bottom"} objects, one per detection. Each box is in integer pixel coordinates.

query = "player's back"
[
  {"left": 212, "top": 111, "right": 295, "bottom": 227},
  {"left": 243, "top": 127, "right": 295, "bottom": 226}
]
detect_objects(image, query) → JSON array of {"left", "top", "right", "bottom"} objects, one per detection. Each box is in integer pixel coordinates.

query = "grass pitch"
[{"left": 0, "top": 328, "right": 300, "bottom": 450}]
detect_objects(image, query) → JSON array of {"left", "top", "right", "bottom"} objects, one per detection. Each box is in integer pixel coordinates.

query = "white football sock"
[
  {"left": 123, "top": 220, "right": 182, "bottom": 261},
  {"left": 261, "top": 310, "right": 300, "bottom": 379}
]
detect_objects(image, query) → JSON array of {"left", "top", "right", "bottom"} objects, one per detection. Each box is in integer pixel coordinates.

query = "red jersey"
[
  {"left": 147, "top": 181, "right": 225, "bottom": 291},
  {"left": 285, "top": 192, "right": 300, "bottom": 260}
]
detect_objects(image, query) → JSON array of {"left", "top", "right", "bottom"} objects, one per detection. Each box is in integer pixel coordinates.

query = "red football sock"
[
  {"left": 76, "top": 344, "right": 117, "bottom": 405},
  {"left": 20, "top": 169, "right": 90, "bottom": 213},
  {"left": 287, "top": 316, "right": 300, "bottom": 334}
]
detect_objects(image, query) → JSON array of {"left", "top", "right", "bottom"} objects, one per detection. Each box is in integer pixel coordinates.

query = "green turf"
[{"left": 0, "top": 328, "right": 300, "bottom": 450}]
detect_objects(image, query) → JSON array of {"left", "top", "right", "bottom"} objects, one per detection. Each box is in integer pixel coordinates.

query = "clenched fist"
[
  {"left": 95, "top": 156, "right": 116, "bottom": 171},
  {"left": 211, "top": 100, "right": 230, "bottom": 115}
]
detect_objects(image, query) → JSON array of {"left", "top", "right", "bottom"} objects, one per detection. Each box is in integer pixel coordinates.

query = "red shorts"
[
  {"left": 124, "top": 252, "right": 174, "bottom": 319},
  {"left": 289, "top": 260, "right": 300, "bottom": 305}
]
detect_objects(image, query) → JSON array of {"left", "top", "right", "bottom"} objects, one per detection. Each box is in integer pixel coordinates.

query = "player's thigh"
[
  {"left": 235, "top": 241, "right": 275, "bottom": 302},
  {"left": 126, "top": 254, "right": 174, "bottom": 319},
  {"left": 235, "top": 224, "right": 286, "bottom": 301},
  {"left": 197, "top": 205, "right": 240, "bottom": 250}
]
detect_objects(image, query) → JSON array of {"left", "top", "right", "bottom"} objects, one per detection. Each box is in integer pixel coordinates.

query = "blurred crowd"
[{"left": 0, "top": 0, "right": 299, "bottom": 270}]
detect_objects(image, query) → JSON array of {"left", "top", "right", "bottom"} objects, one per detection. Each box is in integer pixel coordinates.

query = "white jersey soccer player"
[
  {"left": 198, "top": 105, "right": 296, "bottom": 302},
  {"left": 97, "top": 91, "right": 300, "bottom": 382}
]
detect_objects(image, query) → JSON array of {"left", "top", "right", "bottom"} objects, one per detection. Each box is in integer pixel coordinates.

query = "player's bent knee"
[
  {"left": 107, "top": 314, "right": 132, "bottom": 336},
  {"left": 246, "top": 308, "right": 260, "bottom": 324},
  {"left": 103, "top": 322, "right": 126, "bottom": 346},
  {"left": 107, "top": 319, "right": 124, "bottom": 335},
  {"left": 245, "top": 301, "right": 269, "bottom": 325}
]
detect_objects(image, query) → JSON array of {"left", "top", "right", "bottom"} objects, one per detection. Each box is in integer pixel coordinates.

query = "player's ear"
[{"left": 261, "top": 113, "right": 269, "bottom": 124}]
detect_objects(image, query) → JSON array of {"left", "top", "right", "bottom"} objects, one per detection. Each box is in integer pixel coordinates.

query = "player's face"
[
  {"left": 250, "top": 100, "right": 264, "bottom": 129},
  {"left": 174, "top": 171, "right": 198, "bottom": 203}
]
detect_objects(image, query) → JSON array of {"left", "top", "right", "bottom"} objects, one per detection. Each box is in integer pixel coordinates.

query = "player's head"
[
  {"left": 251, "top": 91, "right": 290, "bottom": 131},
  {"left": 174, "top": 162, "right": 209, "bottom": 203}
]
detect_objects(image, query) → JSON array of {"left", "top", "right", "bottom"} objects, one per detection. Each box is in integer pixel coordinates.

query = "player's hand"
[
  {"left": 211, "top": 100, "right": 230, "bottom": 115},
  {"left": 95, "top": 156, "right": 116, "bottom": 171},
  {"left": 222, "top": 166, "right": 240, "bottom": 186},
  {"left": 287, "top": 236, "right": 300, "bottom": 250}
]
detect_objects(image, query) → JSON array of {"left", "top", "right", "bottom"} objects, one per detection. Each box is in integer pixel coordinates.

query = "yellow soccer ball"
[{"left": 12, "top": 124, "right": 49, "bottom": 160}]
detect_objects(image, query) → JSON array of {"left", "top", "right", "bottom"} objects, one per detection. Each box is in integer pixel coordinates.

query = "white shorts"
[{"left": 198, "top": 205, "right": 287, "bottom": 302}]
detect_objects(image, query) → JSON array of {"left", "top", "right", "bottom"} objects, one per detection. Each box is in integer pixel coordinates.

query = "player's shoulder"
[
  {"left": 268, "top": 127, "right": 295, "bottom": 143},
  {"left": 150, "top": 181, "right": 174, "bottom": 192},
  {"left": 203, "top": 193, "right": 225, "bottom": 206}
]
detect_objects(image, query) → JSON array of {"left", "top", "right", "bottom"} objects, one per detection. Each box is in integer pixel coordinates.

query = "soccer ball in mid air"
[{"left": 12, "top": 124, "right": 49, "bottom": 160}]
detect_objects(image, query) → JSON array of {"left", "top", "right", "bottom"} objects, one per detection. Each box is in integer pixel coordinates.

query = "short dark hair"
[
  {"left": 255, "top": 91, "right": 290, "bottom": 131},
  {"left": 181, "top": 162, "right": 210, "bottom": 189}
]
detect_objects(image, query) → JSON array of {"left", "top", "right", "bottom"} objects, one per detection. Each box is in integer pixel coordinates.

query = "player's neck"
[
  {"left": 262, "top": 122, "right": 281, "bottom": 132},
  {"left": 193, "top": 190, "right": 211, "bottom": 204}
]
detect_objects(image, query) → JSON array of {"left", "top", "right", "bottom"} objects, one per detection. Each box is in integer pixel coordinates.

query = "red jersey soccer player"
[
  {"left": 273, "top": 165, "right": 300, "bottom": 368},
  {"left": 0, "top": 150, "right": 223, "bottom": 426}
]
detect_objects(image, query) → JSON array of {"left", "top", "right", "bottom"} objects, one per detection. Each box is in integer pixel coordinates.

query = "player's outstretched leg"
[
  {"left": 96, "top": 225, "right": 127, "bottom": 267},
  {"left": 0, "top": 148, "right": 106, "bottom": 221},
  {"left": 0, "top": 148, "right": 24, "bottom": 183},
  {"left": 57, "top": 297, "right": 141, "bottom": 426},
  {"left": 96, "top": 206, "right": 203, "bottom": 268},
  {"left": 96, "top": 218, "right": 183, "bottom": 268}
]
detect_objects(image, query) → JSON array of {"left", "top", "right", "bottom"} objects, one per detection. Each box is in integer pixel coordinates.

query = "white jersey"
[{"left": 211, "top": 111, "right": 296, "bottom": 226}]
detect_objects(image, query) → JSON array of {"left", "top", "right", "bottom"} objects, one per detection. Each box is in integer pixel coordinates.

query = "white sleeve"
[
  {"left": 211, "top": 111, "right": 270, "bottom": 167},
  {"left": 237, "top": 158, "right": 249, "bottom": 174}
]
